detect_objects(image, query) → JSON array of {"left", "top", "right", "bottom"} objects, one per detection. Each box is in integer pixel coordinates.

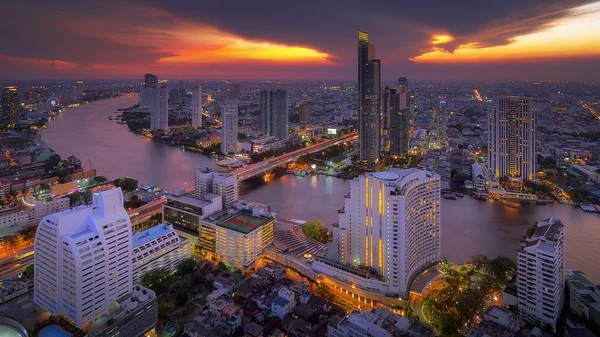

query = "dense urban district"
[{"left": 0, "top": 32, "right": 599, "bottom": 337}]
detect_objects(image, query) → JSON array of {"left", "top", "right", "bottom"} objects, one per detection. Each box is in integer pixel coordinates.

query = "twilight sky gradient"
[{"left": 1, "top": 0, "right": 600, "bottom": 80}]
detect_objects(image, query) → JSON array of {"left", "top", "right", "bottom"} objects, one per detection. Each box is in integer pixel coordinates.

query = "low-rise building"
[
  {"left": 87, "top": 285, "right": 157, "bottom": 337},
  {"left": 328, "top": 309, "right": 410, "bottom": 337},
  {"left": 271, "top": 286, "right": 296, "bottom": 320},
  {"left": 0, "top": 197, "right": 69, "bottom": 231},
  {"left": 131, "top": 223, "right": 191, "bottom": 284},
  {"left": 466, "top": 306, "right": 519, "bottom": 337},
  {"left": 472, "top": 162, "right": 486, "bottom": 191},
  {"left": 163, "top": 190, "right": 222, "bottom": 244},
  {"left": 568, "top": 270, "right": 600, "bottom": 327},
  {"left": 250, "top": 136, "right": 286, "bottom": 153}
]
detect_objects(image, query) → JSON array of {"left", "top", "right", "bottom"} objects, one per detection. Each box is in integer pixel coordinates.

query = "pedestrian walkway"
[{"left": 273, "top": 225, "right": 327, "bottom": 257}]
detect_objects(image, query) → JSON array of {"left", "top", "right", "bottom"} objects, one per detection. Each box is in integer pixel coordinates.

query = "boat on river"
[
  {"left": 474, "top": 195, "right": 487, "bottom": 201},
  {"left": 217, "top": 158, "right": 244, "bottom": 168},
  {"left": 456, "top": 193, "right": 465, "bottom": 198},
  {"left": 502, "top": 199, "right": 520, "bottom": 208},
  {"left": 443, "top": 194, "right": 457, "bottom": 200}
]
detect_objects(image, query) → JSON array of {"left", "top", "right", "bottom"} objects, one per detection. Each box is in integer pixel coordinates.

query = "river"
[{"left": 41, "top": 96, "right": 600, "bottom": 282}]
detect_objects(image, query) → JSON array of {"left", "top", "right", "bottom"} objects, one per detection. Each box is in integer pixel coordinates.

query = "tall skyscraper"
[
  {"left": 432, "top": 98, "right": 449, "bottom": 148},
  {"left": 1, "top": 86, "right": 19, "bottom": 130},
  {"left": 260, "top": 89, "right": 289, "bottom": 141},
  {"left": 150, "top": 86, "right": 169, "bottom": 130},
  {"left": 489, "top": 96, "right": 536, "bottom": 183},
  {"left": 299, "top": 102, "right": 311, "bottom": 123},
  {"left": 76, "top": 81, "right": 84, "bottom": 101},
  {"left": 358, "top": 30, "right": 381, "bottom": 162},
  {"left": 386, "top": 78, "right": 410, "bottom": 156},
  {"left": 221, "top": 104, "right": 238, "bottom": 154},
  {"left": 517, "top": 218, "right": 565, "bottom": 329},
  {"left": 144, "top": 74, "right": 158, "bottom": 89},
  {"left": 192, "top": 86, "right": 202, "bottom": 128},
  {"left": 34, "top": 188, "right": 133, "bottom": 328},
  {"left": 322, "top": 168, "right": 441, "bottom": 298}
]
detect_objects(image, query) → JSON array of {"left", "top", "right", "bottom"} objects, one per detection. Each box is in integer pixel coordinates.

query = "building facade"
[
  {"left": 567, "top": 270, "right": 600, "bottom": 327},
  {"left": 131, "top": 223, "right": 191, "bottom": 284},
  {"left": 517, "top": 217, "right": 565, "bottom": 329},
  {"left": 299, "top": 102, "right": 311, "bottom": 123},
  {"left": 324, "top": 168, "right": 441, "bottom": 298},
  {"left": 150, "top": 86, "right": 169, "bottom": 130},
  {"left": 144, "top": 74, "right": 158, "bottom": 88},
  {"left": 215, "top": 209, "right": 274, "bottom": 271},
  {"left": 386, "top": 78, "right": 410, "bottom": 156},
  {"left": 221, "top": 104, "right": 238, "bottom": 154},
  {"left": 213, "top": 173, "right": 238, "bottom": 208},
  {"left": 357, "top": 30, "right": 380, "bottom": 162},
  {"left": 2, "top": 87, "right": 19, "bottom": 130},
  {"left": 34, "top": 188, "right": 133, "bottom": 328},
  {"left": 488, "top": 96, "right": 536, "bottom": 183},
  {"left": 192, "top": 86, "right": 202, "bottom": 128},
  {"left": 259, "top": 89, "right": 289, "bottom": 141}
]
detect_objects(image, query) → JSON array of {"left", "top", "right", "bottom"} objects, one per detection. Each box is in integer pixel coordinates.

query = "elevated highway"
[{"left": 233, "top": 131, "right": 358, "bottom": 181}]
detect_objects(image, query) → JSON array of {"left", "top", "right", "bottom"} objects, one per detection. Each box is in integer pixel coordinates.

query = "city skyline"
[{"left": 1, "top": 1, "right": 600, "bottom": 80}]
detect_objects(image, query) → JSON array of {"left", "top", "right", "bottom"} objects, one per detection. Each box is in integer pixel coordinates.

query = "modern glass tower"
[
  {"left": 1, "top": 87, "right": 19, "bottom": 130},
  {"left": 259, "top": 89, "right": 288, "bottom": 141},
  {"left": 358, "top": 30, "right": 381, "bottom": 162},
  {"left": 387, "top": 78, "right": 410, "bottom": 156}
]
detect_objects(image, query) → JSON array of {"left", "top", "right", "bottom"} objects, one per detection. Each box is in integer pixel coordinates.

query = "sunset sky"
[{"left": 1, "top": 0, "right": 600, "bottom": 80}]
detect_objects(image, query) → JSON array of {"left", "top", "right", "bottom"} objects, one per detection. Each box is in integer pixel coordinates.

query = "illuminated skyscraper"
[
  {"left": 192, "top": 86, "right": 202, "bottom": 128},
  {"left": 299, "top": 102, "right": 311, "bottom": 123},
  {"left": 386, "top": 78, "right": 410, "bottom": 156},
  {"left": 76, "top": 81, "right": 84, "bottom": 100},
  {"left": 320, "top": 168, "right": 441, "bottom": 298},
  {"left": 432, "top": 98, "right": 449, "bottom": 148},
  {"left": 260, "top": 89, "right": 288, "bottom": 141},
  {"left": 221, "top": 104, "right": 238, "bottom": 154},
  {"left": 150, "top": 86, "right": 169, "bottom": 130},
  {"left": 358, "top": 30, "right": 381, "bottom": 162},
  {"left": 488, "top": 96, "right": 536, "bottom": 183},
  {"left": 144, "top": 74, "right": 158, "bottom": 88},
  {"left": 1, "top": 87, "right": 19, "bottom": 129}
]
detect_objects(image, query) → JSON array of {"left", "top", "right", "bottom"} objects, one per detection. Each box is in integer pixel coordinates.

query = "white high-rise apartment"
[
  {"left": 193, "top": 168, "right": 238, "bottom": 208},
  {"left": 488, "top": 96, "right": 536, "bottom": 183},
  {"left": 517, "top": 217, "right": 565, "bottom": 329},
  {"left": 34, "top": 188, "right": 133, "bottom": 328},
  {"left": 323, "top": 168, "right": 441, "bottom": 298},
  {"left": 150, "top": 86, "right": 169, "bottom": 130},
  {"left": 192, "top": 86, "right": 202, "bottom": 128},
  {"left": 221, "top": 104, "right": 238, "bottom": 154}
]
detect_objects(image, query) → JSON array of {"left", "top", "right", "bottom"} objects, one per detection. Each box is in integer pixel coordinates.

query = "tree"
[
  {"left": 23, "top": 264, "right": 34, "bottom": 279},
  {"left": 141, "top": 268, "right": 171, "bottom": 295},
  {"left": 316, "top": 283, "right": 335, "bottom": 302},
  {"left": 158, "top": 300, "right": 174, "bottom": 318},
  {"left": 92, "top": 176, "right": 108, "bottom": 184},
  {"left": 175, "top": 289, "right": 188, "bottom": 306},
  {"left": 176, "top": 258, "right": 196, "bottom": 276},
  {"left": 304, "top": 220, "right": 325, "bottom": 242},
  {"left": 48, "top": 154, "right": 61, "bottom": 168},
  {"left": 113, "top": 177, "right": 138, "bottom": 192}
]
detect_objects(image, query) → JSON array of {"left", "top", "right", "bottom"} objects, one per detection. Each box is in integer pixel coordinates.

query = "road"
[
  {"left": 128, "top": 197, "right": 165, "bottom": 225},
  {"left": 233, "top": 131, "right": 358, "bottom": 181}
]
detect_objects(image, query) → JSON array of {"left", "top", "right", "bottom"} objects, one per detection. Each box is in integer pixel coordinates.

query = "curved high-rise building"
[{"left": 322, "top": 168, "right": 441, "bottom": 298}]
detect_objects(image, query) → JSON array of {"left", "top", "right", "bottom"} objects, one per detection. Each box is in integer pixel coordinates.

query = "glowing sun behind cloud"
[{"left": 412, "top": 1, "right": 600, "bottom": 63}]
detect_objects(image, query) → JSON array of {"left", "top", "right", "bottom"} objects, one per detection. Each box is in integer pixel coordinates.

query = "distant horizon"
[{"left": 2, "top": 78, "right": 599, "bottom": 83}]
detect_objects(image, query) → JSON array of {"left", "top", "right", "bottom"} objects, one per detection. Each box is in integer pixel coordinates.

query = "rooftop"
[
  {"left": 273, "top": 296, "right": 289, "bottom": 307},
  {"left": 132, "top": 223, "right": 173, "bottom": 248},
  {"left": 218, "top": 209, "right": 272, "bottom": 234},
  {"left": 166, "top": 192, "right": 220, "bottom": 208}
]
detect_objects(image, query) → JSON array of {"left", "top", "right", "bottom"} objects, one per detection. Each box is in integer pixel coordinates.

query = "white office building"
[
  {"left": 192, "top": 86, "right": 202, "bottom": 128},
  {"left": 192, "top": 168, "right": 238, "bottom": 208},
  {"left": 488, "top": 96, "right": 536, "bottom": 183},
  {"left": 213, "top": 173, "right": 238, "bottom": 208},
  {"left": 320, "top": 168, "right": 441, "bottom": 298},
  {"left": 34, "top": 188, "right": 133, "bottom": 328},
  {"left": 150, "top": 86, "right": 169, "bottom": 130},
  {"left": 131, "top": 223, "right": 191, "bottom": 284},
  {"left": 221, "top": 104, "right": 238, "bottom": 154},
  {"left": 517, "top": 217, "right": 565, "bottom": 329},
  {"left": 328, "top": 310, "right": 408, "bottom": 337},
  {"left": 471, "top": 163, "right": 486, "bottom": 192}
]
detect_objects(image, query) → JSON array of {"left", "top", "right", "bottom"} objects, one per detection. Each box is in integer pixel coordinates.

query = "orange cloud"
[
  {"left": 0, "top": 55, "right": 77, "bottom": 69},
  {"left": 412, "top": 1, "right": 600, "bottom": 63}
]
